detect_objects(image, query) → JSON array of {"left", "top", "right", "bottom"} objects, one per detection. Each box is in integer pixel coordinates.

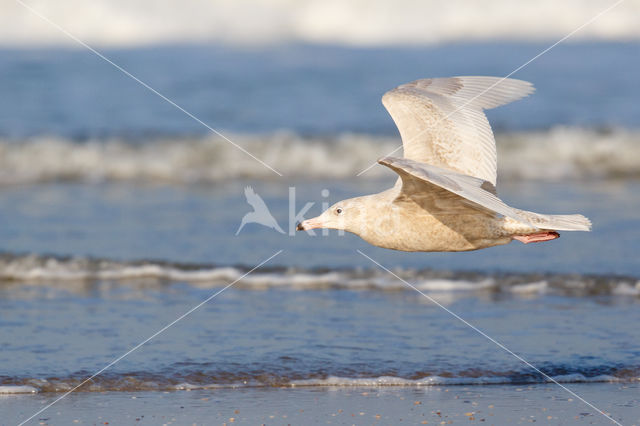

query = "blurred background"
[
  {"left": 0, "top": 0, "right": 639, "bottom": 272},
  {"left": 1, "top": 1, "right": 639, "bottom": 422}
]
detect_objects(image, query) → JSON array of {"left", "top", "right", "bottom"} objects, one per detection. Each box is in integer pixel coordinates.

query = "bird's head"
[{"left": 296, "top": 197, "right": 364, "bottom": 233}]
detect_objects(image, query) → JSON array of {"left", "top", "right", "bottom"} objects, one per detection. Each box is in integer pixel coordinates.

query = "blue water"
[
  {"left": 0, "top": 179, "right": 639, "bottom": 275},
  {"left": 1, "top": 42, "right": 638, "bottom": 140},
  {"left": 0, "top": 42, "right": 638, "bottom": 426},
  {"left": 1, "top": 278, "right": 639, "bottom": 390}
]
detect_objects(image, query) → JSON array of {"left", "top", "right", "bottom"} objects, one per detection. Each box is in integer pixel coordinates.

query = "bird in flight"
[
  {"left": 297, "top": 76, "right": 591, "bottom": 251},
  {"left": 236, "top": 186, "right": 285, "bottom": 235}
]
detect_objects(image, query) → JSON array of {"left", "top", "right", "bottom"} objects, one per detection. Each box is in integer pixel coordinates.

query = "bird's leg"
[{"left": 513, "top": 231, "right": 560, "bottom": 244}]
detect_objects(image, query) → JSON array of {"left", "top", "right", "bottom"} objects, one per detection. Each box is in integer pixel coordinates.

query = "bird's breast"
[{"left": 356, "top": 205, "right": 509, "bottom": 252}]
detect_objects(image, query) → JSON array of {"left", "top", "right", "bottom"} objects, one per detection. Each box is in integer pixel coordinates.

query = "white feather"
[
  {"left": 378, "top": 156, "right": 533, "bottom": 225},
  {"left": 382, "top": 76, "right": 534, "bottom": 186}
]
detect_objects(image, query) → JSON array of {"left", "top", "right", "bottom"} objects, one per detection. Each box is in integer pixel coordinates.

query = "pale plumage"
[
  {"left": 382, "top": 76, "right": 534, "bottom": 185},
  {"left": 297, "top": 76, "right": 591, "bottom": 251}
]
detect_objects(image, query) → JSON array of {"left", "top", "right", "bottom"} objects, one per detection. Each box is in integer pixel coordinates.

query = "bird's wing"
[
  {"left": 382, "top": 76, "right": 534, "bottom": 186},
  {"left": 378, "top": 157, "right": 534, "bottom": 226},
  {"left": 244, "top": 186, "right": 270, "bottom": 212}
]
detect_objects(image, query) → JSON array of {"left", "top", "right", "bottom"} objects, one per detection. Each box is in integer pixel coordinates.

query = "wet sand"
[{"left": 4, "top": 383, "right": 638, "bottom": 425}]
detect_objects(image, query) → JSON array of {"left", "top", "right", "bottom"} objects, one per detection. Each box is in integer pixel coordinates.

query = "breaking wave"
[
  {"left": 0, "top": 127, "right": 638, "bottom": 184},
  {"left": 3, "top": 0, "right": 639, "bottom": 47},
  {"left": 1, "top": 253, "right": 638, "bottom": 297},
  {"left": 1, "top": 366, "right": 637, "bottom": 393}
]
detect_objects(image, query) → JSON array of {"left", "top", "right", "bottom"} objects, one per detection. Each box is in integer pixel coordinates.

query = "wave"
[
  {"left": 1, "top": 253, "right": 638, "bottom": 297},
  {"left": 0, "top": 385, "right": 39, "bottom": 394},
  {"left": 3, "top": 0, "right": 639, "bottom": 47},
  {"left": 0, "top": 127, "right": 639, "bottom": 184},
  {"left": 1, "top": 365, "right": 637, "bottom": 393}
]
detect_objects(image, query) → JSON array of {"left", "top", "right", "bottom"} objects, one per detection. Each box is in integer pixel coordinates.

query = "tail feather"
[{"left": 517, "top": 210, "right": 592, "bottom": 232}]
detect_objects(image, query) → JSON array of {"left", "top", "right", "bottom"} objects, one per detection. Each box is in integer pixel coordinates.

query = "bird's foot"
[{"left": 513, "top": 231, "right": 560, "bottom": 244}]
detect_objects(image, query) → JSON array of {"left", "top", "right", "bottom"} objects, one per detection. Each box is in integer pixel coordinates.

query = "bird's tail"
[{"left": 516, "top": 210, "right": 592, "bottom": 231}]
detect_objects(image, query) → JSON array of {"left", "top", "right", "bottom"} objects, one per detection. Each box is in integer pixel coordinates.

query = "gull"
[
  {"left": 297, "top": 77, "right": 591, "bottom": 251},
  {"left": 236, "top": 186, "right": 285, "bottom": 235}
]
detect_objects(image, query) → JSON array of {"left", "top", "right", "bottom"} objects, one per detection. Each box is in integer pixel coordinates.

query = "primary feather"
[{"left": 382, "top": 76, "right": 534, "bottom": 186}]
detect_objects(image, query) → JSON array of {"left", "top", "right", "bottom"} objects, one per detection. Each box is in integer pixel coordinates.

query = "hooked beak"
[{"left": 296, "top": 217, "right": 323, "bottom": 231}]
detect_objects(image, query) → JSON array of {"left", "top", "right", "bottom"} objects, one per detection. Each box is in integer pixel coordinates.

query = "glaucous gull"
[{"left": 297, "top": 76, "right": 591, "bottom": 251}]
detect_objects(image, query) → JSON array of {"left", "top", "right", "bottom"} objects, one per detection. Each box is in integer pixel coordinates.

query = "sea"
[{"left": 1, "top": 41, "right": 639, "bottom": 424}]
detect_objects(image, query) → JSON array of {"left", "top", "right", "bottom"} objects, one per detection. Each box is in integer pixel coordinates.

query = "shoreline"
[{"left": 4, "top": 383, "right": 635, "bottom": 425}]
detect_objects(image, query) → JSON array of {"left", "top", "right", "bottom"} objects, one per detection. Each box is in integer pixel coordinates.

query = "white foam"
[
  {"left": 0, "top": 255, "right": 245, "bottom": 283},
  {"left": 612, "top": 281, "right": 640, "bottom": 296},
  {"left": 2, "top": 0, "right": 638, "bottom": 47},
  {"left": 509, "top": 280, "right": 548, "bottom": 294},
  {"left": 498, "top": 127, "right": 640, "bottom": 181},
  {"left": 416, "top": 278, "right": 496, "bottom": 292},
  {"left": 289, "top": 373, "right": 628, "bottom": 387},
  {"left": 0, "top": 372, "right": 634, "bottom": 393},
  {"left": 173, "top": 382, "right": 232, "bottom": 390},
  {"left": 0, "top": 128, "right": 638, "bottom": 185},
  {"left": 1, "top": 254, "right": 637, "bottom": 297},
  {"left": 0, "top": 385, "right": 39, "bottom": 394}
]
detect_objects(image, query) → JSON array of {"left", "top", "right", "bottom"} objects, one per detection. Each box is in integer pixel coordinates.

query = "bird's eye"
[{"left": 336, "top": 208, "right": 343, "bottom": 215}]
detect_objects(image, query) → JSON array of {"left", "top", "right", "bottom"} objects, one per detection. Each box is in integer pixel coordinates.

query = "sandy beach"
[{"left": 5, "top": 383, "right": 638, "bottom": 425}]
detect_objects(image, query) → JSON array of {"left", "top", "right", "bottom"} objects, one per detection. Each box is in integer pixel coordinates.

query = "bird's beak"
[{"left": 296, "top": 217, "right": 323, "bottom": 231}]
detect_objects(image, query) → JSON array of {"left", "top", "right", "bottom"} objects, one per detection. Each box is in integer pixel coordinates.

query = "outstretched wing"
[
  {"left": 244, "top": 186, "right": 270, "bottom": 212},
  {"left": 378, "top": 157, "right": 534, "bottom": 226},
  {"left": 382, "top": 76, "right": 534, "bottom": 186}
]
